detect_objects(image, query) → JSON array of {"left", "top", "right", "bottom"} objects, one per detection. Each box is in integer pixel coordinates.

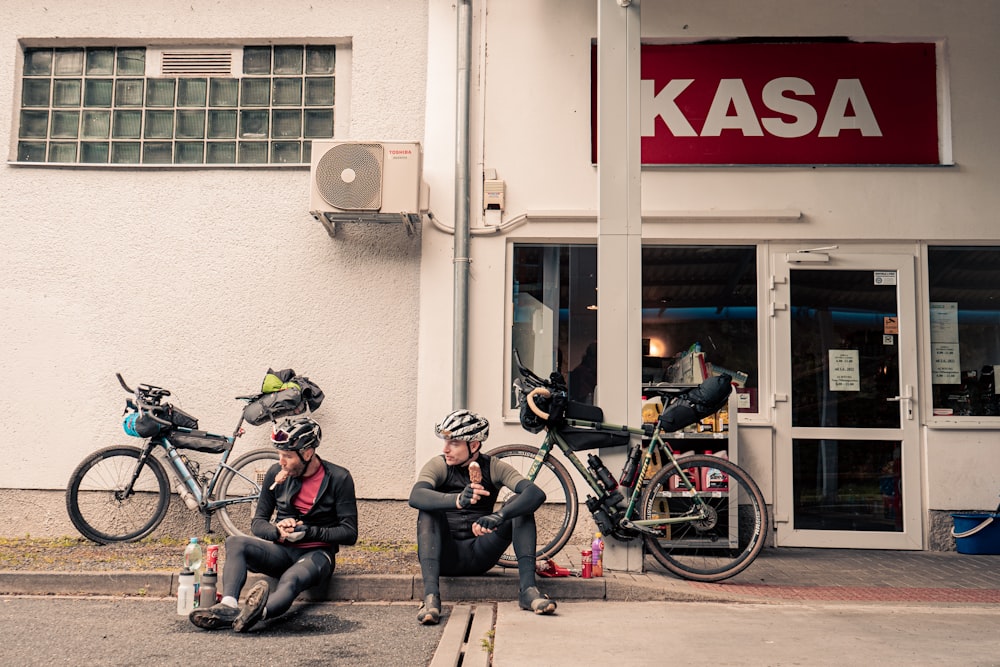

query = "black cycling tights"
[
  {"left": 417, "top": 511, "right": 538, "bottom": 596},
  {"left": 222, "top": 535, "right": 335, "bottom": 618}
]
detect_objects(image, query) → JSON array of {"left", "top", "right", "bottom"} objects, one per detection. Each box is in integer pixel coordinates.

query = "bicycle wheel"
[
  {"left": 485, "top": 444, "right": 578, "bottom": 567},
  {"left": 215, "top": 449, "right": 280, "bottom": 537},
  {"left": 641, "top": 454, "right": 768, "bottom": 582},
  {"left": 66, "top": 445, "right": 170, "bottom": 544}
]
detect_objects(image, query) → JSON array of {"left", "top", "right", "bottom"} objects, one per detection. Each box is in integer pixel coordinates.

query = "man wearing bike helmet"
[
  {"left": 189, "top": 416, "right": 358, "bottom": 633},
  {"left": 408, "top": 409, "right": 556, "bottom": 625}
]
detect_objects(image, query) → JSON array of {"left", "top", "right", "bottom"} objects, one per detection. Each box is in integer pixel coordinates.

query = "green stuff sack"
[
  {"left": 261, "top": 373, "right": 285, "bottom": 393},
  {"left": 262, "top": 368, "right": 300, "bottom": 393}
]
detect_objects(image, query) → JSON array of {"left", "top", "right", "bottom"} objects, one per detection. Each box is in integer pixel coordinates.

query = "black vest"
[{"left": 440, "top": 453, "right": 499, "bottom": 540}]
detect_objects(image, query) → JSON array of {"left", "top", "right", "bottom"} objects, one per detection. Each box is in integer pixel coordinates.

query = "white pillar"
[{"left": 597, "top": 0, "right": 644, "bottom": 572}]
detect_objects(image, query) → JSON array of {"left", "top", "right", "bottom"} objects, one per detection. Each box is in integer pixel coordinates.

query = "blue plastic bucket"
[{"left": 951, "top": 513, "right": 1000, "bottom": 555}]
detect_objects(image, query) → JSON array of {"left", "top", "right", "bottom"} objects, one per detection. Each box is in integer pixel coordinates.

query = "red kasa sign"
[{"left": 592, "top": 41, "right": 940, "bottom": 165}]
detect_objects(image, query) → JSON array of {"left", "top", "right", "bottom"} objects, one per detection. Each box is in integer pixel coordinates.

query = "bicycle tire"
[
  {"left": 641, "top": 454, "right": 768, "bottom": 582},
  {"left": 215, "top": 449, "right": 280, "bottom": 537},
  {"left": 485, "top": 444, "right": 578, "bottom": 567},
  {"left": 65, "top": 445, "right": 170, "bottom": 544}
]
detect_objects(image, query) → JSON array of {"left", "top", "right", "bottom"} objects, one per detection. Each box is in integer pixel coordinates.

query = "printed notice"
[
  {"left": 884, "top": 316, "right": 898, "bottom": 335},
  {"left": 931, "top": 343, "right": 961, "bottom": 384},
  {"left": 829, "top": 349, "right": 860, "bottom": 391},
  {"left": 929, "top": 302, "right": 959, "bottom": 343},
  {"left": 874, "top": 271, "right": 897, "bottom": 286}
]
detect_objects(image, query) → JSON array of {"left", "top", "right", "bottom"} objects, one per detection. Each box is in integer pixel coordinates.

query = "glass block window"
[{"left": 16, "top": 45, "right": 336, "bottom": 165}]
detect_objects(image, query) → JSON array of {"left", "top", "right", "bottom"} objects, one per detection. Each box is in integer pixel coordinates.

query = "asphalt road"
[{"left": 0, "top": 597, "right": 445, "bottom": 667}]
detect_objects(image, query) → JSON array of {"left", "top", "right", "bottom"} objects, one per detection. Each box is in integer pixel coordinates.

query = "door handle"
[{"left": 887, "top": 386, "right": 914, "bottom": 420}]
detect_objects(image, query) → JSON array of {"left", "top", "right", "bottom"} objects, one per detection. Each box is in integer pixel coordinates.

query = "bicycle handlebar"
[
  {"left": 526, "top": 386, "right": 552, "bottom": 421},
  {"left": 513, "top": 349, "right": 549, "bottom": 389},
  {"left": 116, "top": 373, "right": 133, "bottom": 394},
  {"left": 117, "top": 373, "right": 175, "bottom": 427}
]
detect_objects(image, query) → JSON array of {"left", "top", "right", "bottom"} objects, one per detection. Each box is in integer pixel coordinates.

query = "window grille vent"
[{"left": 158, "top": 50, "right": 237, "bottom": 76}]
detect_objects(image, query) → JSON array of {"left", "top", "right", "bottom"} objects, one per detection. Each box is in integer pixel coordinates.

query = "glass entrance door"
[{"left": 772, "top": 251, "right": 922, "bottom": 548}]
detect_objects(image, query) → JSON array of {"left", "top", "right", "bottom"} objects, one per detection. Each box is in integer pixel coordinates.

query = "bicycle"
[
  {"left": 486, "top": 352, "right": 768, "bottom": 582},
  {"left": 66, "top": 373, "right": 285, "bottom": 544}
]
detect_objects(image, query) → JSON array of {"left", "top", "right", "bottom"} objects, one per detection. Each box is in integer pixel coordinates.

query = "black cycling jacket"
[{"left": 253, "top": 456, "right": 359, "bottom": 552}]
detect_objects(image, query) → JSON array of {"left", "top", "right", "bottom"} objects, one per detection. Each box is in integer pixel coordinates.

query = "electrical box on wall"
[
  {"left": 310, "top": 140, "right": 426, "bottom": 216},
  {"left": 484, "top": 179, "right": 505, "bottom": 211}
]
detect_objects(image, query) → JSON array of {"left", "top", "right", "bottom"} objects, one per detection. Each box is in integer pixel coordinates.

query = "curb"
[
  {"left": 10, "top": 569, "right": 990, "bottom": 605},
  {"left": 0, "top": 571, "right": 174, "bottom": 597},
  {"left": 0, "top": 569, "right": 731, "bottom": 603}
]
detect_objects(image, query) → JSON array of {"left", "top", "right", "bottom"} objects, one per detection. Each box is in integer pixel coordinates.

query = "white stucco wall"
[{"left": 0, "top": 1, "right": 428, "bottom": 509}]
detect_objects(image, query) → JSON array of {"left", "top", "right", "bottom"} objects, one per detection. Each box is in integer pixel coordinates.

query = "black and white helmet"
[
  {"left": 271, "top": 417, "right": 322, "bottom": 451},
  {"left": 435, "top": 409, "right": 489, "bottom": 442}
]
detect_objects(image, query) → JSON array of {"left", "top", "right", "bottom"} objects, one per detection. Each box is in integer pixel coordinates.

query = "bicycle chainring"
[{"left": 610, "top": 523, "right": 641, "bottom": 541}]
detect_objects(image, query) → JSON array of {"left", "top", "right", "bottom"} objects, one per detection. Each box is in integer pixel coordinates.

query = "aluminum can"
[
  {"left": 206, "top": 544, "right": 220, "bottom": 570},
  {"left": 581, "top": 550, "right": 593, "bottom": 578}
]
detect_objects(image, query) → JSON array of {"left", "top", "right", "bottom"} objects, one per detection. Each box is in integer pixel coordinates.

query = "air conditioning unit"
[{"left": 310, "top": 140, "right": 425, "bottom": 217}]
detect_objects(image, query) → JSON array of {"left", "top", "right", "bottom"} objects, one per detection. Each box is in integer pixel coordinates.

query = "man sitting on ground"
[
  {"left": 408, "top": 409, "right": 556, "bottom": 625},
  {"left": 189, "top": 416, "right": 358, "bottom": 632}
]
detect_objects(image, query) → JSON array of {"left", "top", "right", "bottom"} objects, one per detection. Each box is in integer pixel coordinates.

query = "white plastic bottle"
[{"left": 176, "top": 569, "right": 195, "bottom": 615}]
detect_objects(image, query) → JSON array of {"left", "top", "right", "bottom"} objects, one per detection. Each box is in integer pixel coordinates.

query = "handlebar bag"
[
  {"left": 122, "top": 404, "right": 199, "bottom": 437},
  {"left": 123, "top": 411, "right": 166, "bottom": 438},
  {"left": 518, "top": 394, "right": 548, "bottom": 434}
]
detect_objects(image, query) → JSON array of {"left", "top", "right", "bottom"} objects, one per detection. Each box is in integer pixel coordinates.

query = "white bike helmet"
[
  {"left": 435, "top": 409, "right": 489, "bottom": 442},
  {"left": 271, "top": 417, "right": 322, "bottom": 451}
]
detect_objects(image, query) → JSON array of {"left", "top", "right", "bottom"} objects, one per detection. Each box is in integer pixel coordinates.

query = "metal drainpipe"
[{"left": 453, "top": 0, "right": 472, "bottom": 409}]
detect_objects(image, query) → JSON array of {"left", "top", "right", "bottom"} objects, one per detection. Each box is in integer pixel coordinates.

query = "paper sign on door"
[{"left": 829, "top": 349, "right": 860, "bottom": 391}]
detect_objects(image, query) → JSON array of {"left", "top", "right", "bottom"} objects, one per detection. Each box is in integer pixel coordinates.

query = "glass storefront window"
[
  {"left": 512, "top": 244, "right": 760, "bottom": 414},
  {"left": 928, "top": 246, "right": 1000, "bottom": 417},
  {"left": 642, "top": 246, "right": 759, "bottom": 413},
  {"left": 511, "top": 244, "right": 598, "bottom": 406}
]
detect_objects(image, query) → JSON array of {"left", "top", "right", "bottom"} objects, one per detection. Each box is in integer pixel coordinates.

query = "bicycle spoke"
[
  {"left": 215, "top": 450, "right": 279, "bottom": 537},
  {"left": 66, "top": 447, "right": 170, "bottom": 544},
  {"left": 641, "top": 455, "right": 767, "bottom": 582},
  {"left": 486, "top": 445, "right": 578, "bottom": 567}
]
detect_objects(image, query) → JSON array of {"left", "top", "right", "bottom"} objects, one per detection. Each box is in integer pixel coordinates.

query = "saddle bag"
[
  {"left": 242, "top": 387, "right": 307, "bottom": 426},
  {"left": 242, "top": 367, "right": 325, "bottom": 426},
  {"left": 657, "top": 374, "right": 732, "bottom": 433}
]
